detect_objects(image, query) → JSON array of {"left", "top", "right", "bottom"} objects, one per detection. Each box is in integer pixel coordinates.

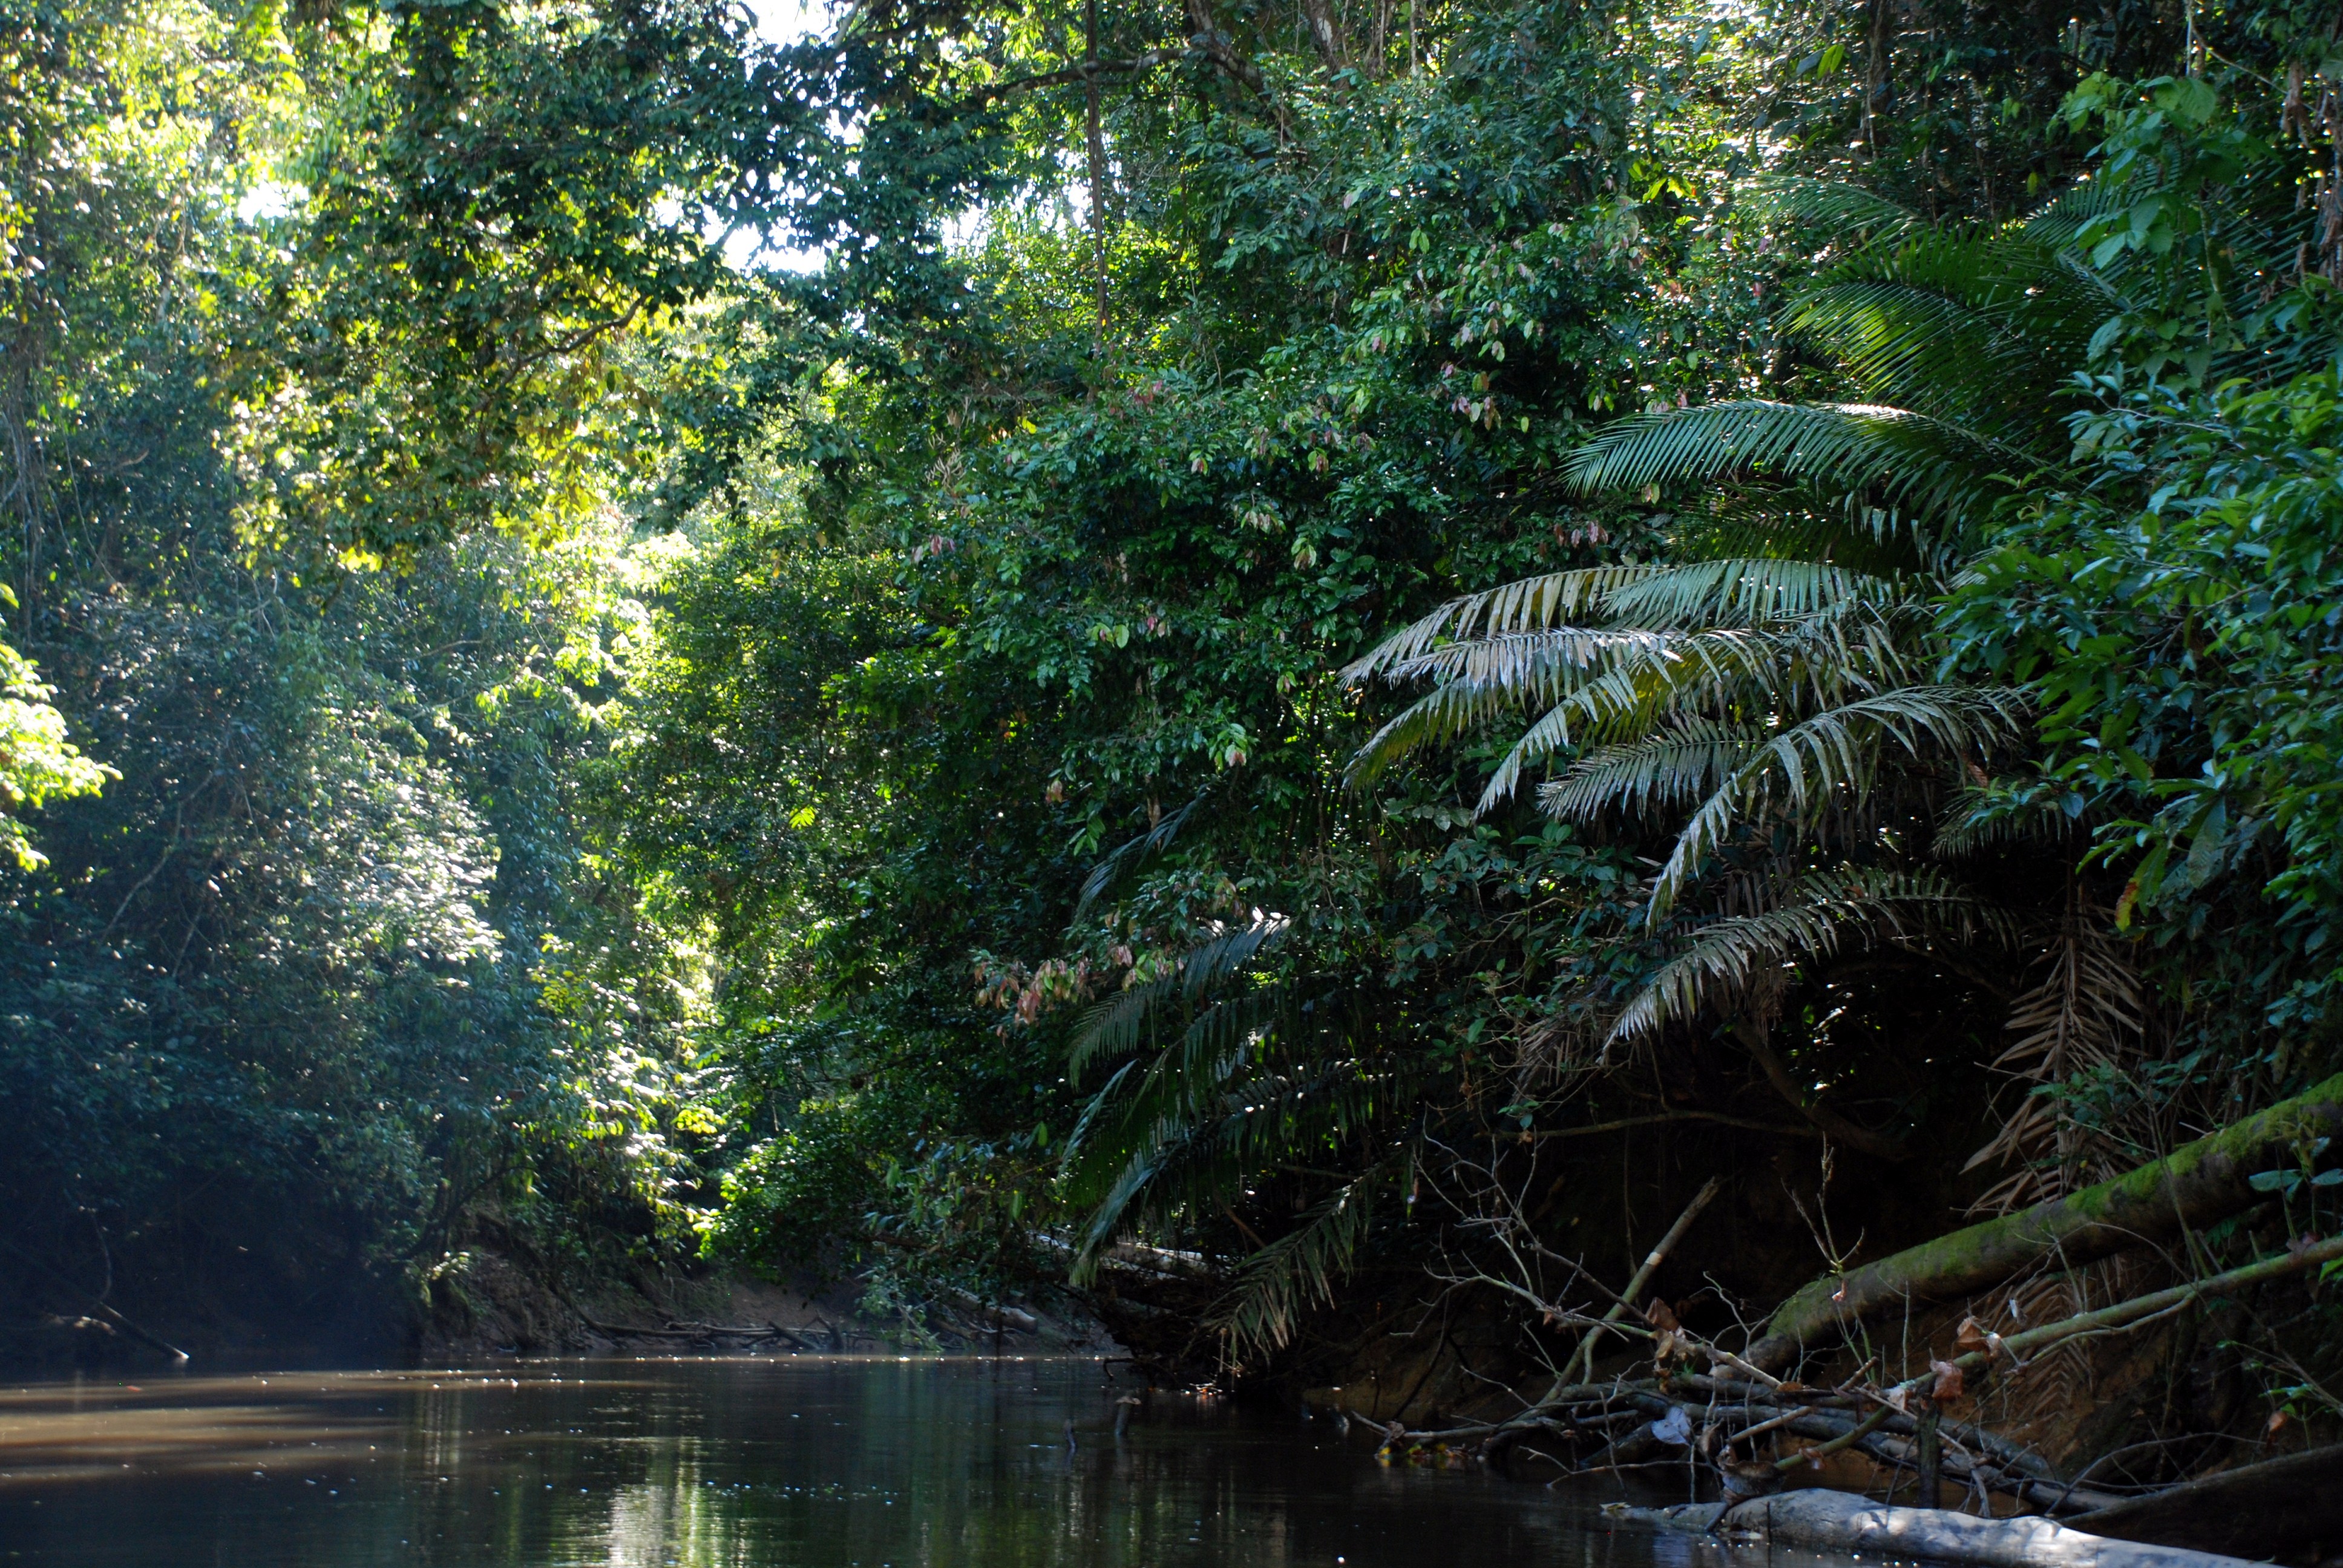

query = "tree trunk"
[
  {"left": 1086, "top": 0, "right": 1107, "bottom": 335},
  {"left": 1296, "top": 0, "right": 1344, "bottom": 68},
  {"left": 1746, "top": 1072, "right": 2343, "bottom": 1371}
]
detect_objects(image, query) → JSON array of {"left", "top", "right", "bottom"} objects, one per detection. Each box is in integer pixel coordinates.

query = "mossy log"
[{"left": 1746, "top": 1073, "right": 2343, "bottom": 1371}]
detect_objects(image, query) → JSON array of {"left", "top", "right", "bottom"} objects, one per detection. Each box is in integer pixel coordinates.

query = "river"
[{"left": 0, "top": 1354, "right": 1799, "bottom": 1566}]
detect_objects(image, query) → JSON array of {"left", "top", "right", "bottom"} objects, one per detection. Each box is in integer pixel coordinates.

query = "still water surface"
[{"left": 0, "top": 1356, "right": 1821, "bottom": 1567}]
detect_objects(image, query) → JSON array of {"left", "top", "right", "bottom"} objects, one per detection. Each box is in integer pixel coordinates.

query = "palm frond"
[
  {"left": 1453, "top": 611, "right": 1917, "bottom": 812},
  {"left": 1562, "top": 400, "right": 2028, "bottom": 529},
  {"left": 1743, "top": 175, "right": 1924, "bottom": 246},
  {"left": 1067, "top": 1054, "right": 1395, "bottom": 1267},
  {"left": 1377, "top": 627, "right": 1667, "bottom": 694},
  {"left": 1067, "top": 915, "right": 1289, "bottom": 1080},
  {"left": 1610, "top": 867, "right": 2021, "bottom": 1044},
  {"left": 1073, "top": 788, "right": 1211, "bottom": 924},
  {"left": 1537, "top": 716, "right": 1760, "bottom": 823},
  {"left": 1345, "top": 674, "right": 1546, "bottom": 789},
  {"left": 1339, "top": 566, "right": 1667, "bottom": 681},
  {"left": 1205, "top": 1169, "right": 1385, "bottom": 1358},
  {"left": 1690, "top": 493, "right": 1953, "bottom": 577},
  {"left": 1598, "top": 558, "right": 1905, "bottom": 628},
  {"left": 2020, "top": 174, "right": 2151, "bottom": 247},
  {"left": 1963, "top": 913, "right": 2145, "bottom": 1214},
  {"left": 1643, "top": 685, "right": 2028, "bottom": 914},
  {"left": 1933, "top": 779, "right": 2082, "bottom": 857},
  {"left": 1349, "top": 621, "right": 1770, "bottom": 794}
]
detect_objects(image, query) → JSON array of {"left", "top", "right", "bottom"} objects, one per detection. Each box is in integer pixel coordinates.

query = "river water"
[{"left": 0, "top": 1355, "right": 1812, "bottom": 1567}]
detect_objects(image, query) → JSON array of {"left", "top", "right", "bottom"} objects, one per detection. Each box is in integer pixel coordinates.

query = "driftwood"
[
  {"left": 1715, "top": 1491, "right": 2263, "bottom": 1568},
  {"left": 2070, "top": 1445, "right": 2343, "bottom": 1560},
  {"left": 4, "top": 1238, "right": 191, "bottom": 1362},
  {"left": 1412, "top": 1235, "right": 2343, "bottom": 1511},
  {"left": 944, "top": 1288, "right": 1041, "bottom": 1334},
  {"left": 1748, "top": 1072, "right": 2343, "bottom": 1371},
  {"left": 1412, "top": 1376, "right": 2122, "bottom": 1511}
]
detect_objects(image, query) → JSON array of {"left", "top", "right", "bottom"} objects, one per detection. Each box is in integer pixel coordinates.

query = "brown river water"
[{"left": 0, "top": 1354, "right": 1856, "bottom": 1567}]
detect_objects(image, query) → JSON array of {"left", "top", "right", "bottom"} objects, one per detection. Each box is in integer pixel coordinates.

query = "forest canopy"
[{"left": 8, "top": 0, "right": 2343, "bottom": 1487}]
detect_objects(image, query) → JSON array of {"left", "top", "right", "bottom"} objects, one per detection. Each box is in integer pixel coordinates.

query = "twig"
[
  {"left": 1775, "top": 1399, "right": 1895, "bottom": 1470},
  {"left": 1562, "top": 1177, "right": 1722, "bottom": 1387}
]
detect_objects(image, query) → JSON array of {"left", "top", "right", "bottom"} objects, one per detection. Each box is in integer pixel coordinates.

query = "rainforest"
[{"left": 7, "top": 0, "right": 2343, "bottom": 1541}]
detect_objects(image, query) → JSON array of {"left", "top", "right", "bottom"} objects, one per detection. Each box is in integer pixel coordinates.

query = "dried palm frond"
[{"left": 1964, "top": 908, "right": 2147, "bottom": 1215}]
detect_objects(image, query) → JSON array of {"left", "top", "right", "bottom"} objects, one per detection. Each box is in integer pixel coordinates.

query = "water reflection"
[{"left": 0, "top": 1356, "right": 1768, "bottom": 1568}]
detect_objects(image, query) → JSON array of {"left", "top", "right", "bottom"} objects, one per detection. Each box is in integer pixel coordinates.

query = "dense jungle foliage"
[{"left": 10, "top": 0, "right": 2343, "bottom": 1473}]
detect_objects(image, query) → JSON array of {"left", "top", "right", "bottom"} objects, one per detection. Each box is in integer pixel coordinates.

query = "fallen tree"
[{"left": 1746, "top": 1073, "right": 2343, "bottom": 1371}]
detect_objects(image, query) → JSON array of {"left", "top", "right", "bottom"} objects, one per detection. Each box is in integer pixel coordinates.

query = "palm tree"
[{"left": 1343, "top": 180, "right": 2112, "bottom": 1160}]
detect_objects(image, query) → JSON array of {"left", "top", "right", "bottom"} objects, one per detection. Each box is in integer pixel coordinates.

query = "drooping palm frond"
[
  {"left": 1339, "top": 564, "right": 1676, "bottom": 681},
  {"left": 1350, "top": 596, "right": 1921, "bottom": 803},
  {"left": 1067, "top": 1050, "right": 1397, "bottom": 1267},
  {"left": 1365, "top": 626, "right": 1668, "bottom": 704},
  {"left": 1637, "top": 685, "right": 2027, "bottom": 916},
  {"left": 1066, "top": 913, "right": 1289, "bottom": 1080},
  {"left": 1059, "top": 904, "right": 1412, "bottom": 1281},
  {"left": 1204, "top": 1163, "right": 1391, "bottom": 1358},
  {"left": 1561, "top": 400, "right": 2029, "bottom": 530},
  {"left": 1609, "top": 867, "right": 2022, "bottom": 1044},
  {"left": 1343, "top": 626, "right": 1696, "bottom": 793},
  {"left": 1344, "top": 563, "right": 1902, "bottom": 687},
  {"left": 1473, "top": 606, "right": 1936, "bottom": 813},
  {"left": 1933, "top": 777, "right": 2087, "bottom": 856},
  {"left": 1786, "top": 287, "right": 2095, "bottom": 449},
  {"left": 2020, "top": 174, "right": 2147, "bottom": 247},
  {"left": 1073, "top": 787, "right": 1211, "bottom": 923},
  {"left": 1801, "top": 234, "right": 2112, "bottom": 379},
  {"left": 1536, "top": 716, "right": 1758, "bottom": 823},
  {"left": 1790, "top": 282, "right": 2037, "bottom": 431},
  {"left": 1598, "top": 558, "right": 1902, "bottom": 629},
  {"left": 1693, "top": 493, "right": 1951, "bottom": 576}
]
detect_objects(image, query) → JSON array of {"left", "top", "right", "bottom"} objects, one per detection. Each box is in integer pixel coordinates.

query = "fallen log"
[
  {"left": 2069, "top": 1445, "right": 2343, "bottom": 1561},
  {"left": 1719, "top": 1489, "right": 2263, "bottom": 1568},
  {"left": 1748, "top": 1073, "right": 2343, "bottom": 1371}
]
